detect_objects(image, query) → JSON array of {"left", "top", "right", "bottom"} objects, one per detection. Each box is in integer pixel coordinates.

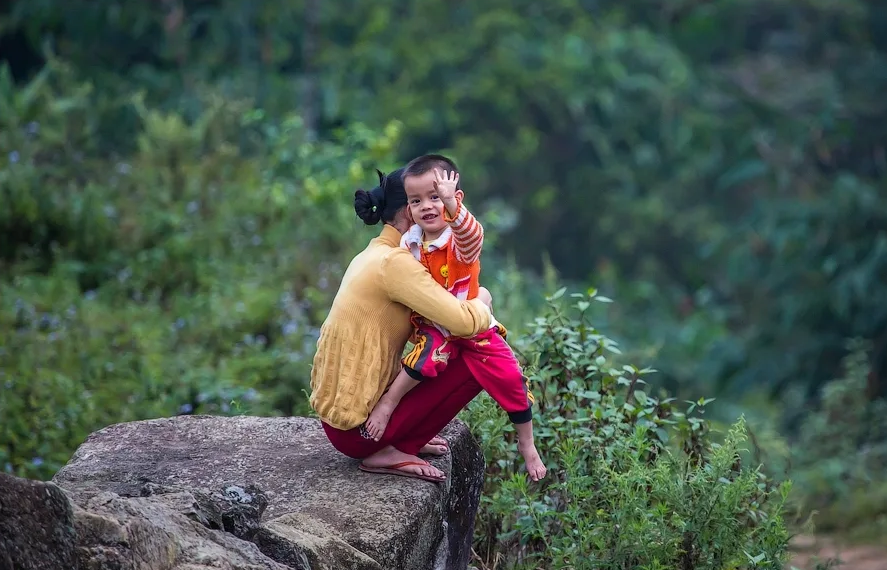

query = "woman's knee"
[{"left": 321, "top": 421, "right": 373, "bottom": 459}]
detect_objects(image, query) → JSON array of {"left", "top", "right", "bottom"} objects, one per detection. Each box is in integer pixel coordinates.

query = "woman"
[{"left": 309, "top": 167, "right": 493, "bottom": 482}]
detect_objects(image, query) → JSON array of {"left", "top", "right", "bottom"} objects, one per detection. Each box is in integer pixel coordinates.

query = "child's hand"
[{"left": 433, "top": 168, "right": 460, "bottom": 217}]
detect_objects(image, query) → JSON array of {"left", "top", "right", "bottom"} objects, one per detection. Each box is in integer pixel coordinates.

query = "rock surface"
[
  {"left": 0, "top": 473, "right": 77, "bottom": 570},
  {"left": 71, "top": 488, "right": 289, "bottom": 570},
  {"left": 51, "top": 415, "right": 484, "bottom": 570}
]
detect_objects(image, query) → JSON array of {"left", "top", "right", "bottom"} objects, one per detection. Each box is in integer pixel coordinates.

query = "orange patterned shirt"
[
  {"left": 401, "top": 198, "right": 489, "bottom": 338},
  {"left": 401, "top": 198, "right": 484, "bottom": 301}
]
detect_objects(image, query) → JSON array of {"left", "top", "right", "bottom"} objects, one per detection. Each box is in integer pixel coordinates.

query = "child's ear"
[{"left": 456, "top": 189, "right": 465, "bottom": 201}]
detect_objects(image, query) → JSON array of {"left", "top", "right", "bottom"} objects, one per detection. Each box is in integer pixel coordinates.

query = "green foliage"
[
  {"left": 4, "top": 0, "right": 887, "bottom": 414},
  {"left": 0, "top": 61, "right": 402, "bottom": 479},
  {"left": 463, "top": 292, "right": 790, "bottom": 569},
  {"left": 2, "top": 0, "right": 886, "bottom": 547},
  {"left": 329, "top": 0, "right": 887, "bottom": 403},
  {"left": 786, "top": 341, "right": 887, "bottom": 542},
  {"left": 718, "top": 178, "right": 887, "bottom": 400}
]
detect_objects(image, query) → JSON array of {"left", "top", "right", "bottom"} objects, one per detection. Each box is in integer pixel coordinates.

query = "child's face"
[{"left": 405, "top": 171, "right": 448, "bottom": 237}]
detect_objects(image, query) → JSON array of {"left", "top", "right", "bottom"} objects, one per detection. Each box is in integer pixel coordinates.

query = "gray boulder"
[
  {"left": 0, "top": 473, "right": 77, "bottom": 570},
  {"left": 71, "top": 488, "right": 290, "bottom": 570},
  {"left": 53, "top": 415, "right": 485, "bottom": 570},
  {"left": 0, "top": 470, "right": 290, "bottom": 570}
]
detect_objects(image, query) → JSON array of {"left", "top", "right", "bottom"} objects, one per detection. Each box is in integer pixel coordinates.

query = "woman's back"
[{"left": 310, "top": 225, "right": 414, "bottom": 430}]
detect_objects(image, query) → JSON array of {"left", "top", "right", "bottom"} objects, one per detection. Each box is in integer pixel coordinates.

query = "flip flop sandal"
[{"left": 358, "top": 460, "right": 446, "bottom": 483}]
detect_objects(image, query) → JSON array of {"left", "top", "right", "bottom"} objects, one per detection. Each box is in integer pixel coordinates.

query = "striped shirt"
[{"left": 446, "top": 200, "right": 483, "bottom": 265}]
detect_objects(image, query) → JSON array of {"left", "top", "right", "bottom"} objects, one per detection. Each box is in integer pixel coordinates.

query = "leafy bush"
[{"left": 463, "top": 290, "right": 791, "bottom": 569}]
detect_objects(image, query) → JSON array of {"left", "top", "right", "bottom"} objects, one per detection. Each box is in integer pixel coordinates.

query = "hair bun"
[{"left": 354, "top": 187, "right": 384, "bottom": 225}]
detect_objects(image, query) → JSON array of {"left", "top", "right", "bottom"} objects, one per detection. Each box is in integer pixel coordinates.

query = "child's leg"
[
  {"left": 364, "top": 324, "right": 458, "bottom": 441},
  {"left": 365, "top": 370, "right": 452, "bottom": 454},
  {"left": 402, "top": 324, "right": 458, "bottom": 380},
  {"left": 458, "top": 329, "right": 547, "bottom": 481},
  {"left": 514, "top": 417, "right": 547, "bottom": 481},
  {"left": 459, "top": 329, "right": 535, "bottom": 422},
  {"left": 364, "top": 366, "right": 419, "bottom": 441}
]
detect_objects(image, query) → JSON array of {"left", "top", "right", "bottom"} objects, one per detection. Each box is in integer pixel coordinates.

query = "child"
[{"left": 364, "top": 154, "right": 547, "bottom": 481}]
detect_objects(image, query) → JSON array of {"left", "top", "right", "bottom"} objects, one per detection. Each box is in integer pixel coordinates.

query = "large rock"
[
  {"left": 0, "top": 470, "right": 291, "bottom": 570},
  {"left": 0, "top": 473, "right": 77, "bottom": 570},
  {"left": 53, "top": 415, "right": 485, "bottom": 570},
  {"left": 71, "top": 488, "right": 290, "bottom": 570}
]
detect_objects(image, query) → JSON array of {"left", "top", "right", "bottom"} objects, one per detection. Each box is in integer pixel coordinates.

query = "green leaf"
[{"left": 716, "top": 159, "right": 768, "bottom": 191}]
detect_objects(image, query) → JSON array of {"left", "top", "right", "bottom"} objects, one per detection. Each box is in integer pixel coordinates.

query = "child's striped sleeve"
[{"left": 444, "top": 199, "right": 484, "bottom": 264}]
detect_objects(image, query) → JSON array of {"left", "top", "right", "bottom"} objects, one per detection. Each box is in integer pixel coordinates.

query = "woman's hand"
[{"left": 477, "top": 286, "right": 493, "bottom": 309}]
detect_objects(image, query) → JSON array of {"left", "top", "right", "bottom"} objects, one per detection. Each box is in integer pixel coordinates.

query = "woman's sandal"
[{"left": 358, "top": 460, "right": 446, "bottom": 483}]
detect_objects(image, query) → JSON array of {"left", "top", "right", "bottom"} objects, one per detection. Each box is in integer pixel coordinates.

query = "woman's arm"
[{"left": 381, "top": 248, "right": 491, "bottom": 337}]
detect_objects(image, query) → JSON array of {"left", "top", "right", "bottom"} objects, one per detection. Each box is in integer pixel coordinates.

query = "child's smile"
[{"left": 415, "top": 206, "right": 447, "bottom": 237}]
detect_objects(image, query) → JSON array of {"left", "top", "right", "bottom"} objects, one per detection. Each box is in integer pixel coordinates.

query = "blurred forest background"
[{"left": 2, "top": 0, "right": 887, "bottom": 565}]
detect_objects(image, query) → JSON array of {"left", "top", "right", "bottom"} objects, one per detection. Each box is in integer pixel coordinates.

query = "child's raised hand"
[{"left": 433, "top": 168, "right": 460, "bottom": 216}]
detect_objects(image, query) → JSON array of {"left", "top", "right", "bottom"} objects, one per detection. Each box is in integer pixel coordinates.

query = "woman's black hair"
[{"left": 354, "top": 167, "right": 408, "bottom": 225}]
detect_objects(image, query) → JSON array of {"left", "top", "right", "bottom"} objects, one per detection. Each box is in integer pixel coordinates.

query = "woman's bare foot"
[
  {"left": 429, "top": 435, "right": 448, "bottom": 447},
  {"left": 419, "top": 435, "right": 449, "bottom": 455},
  {"left": 365, "top": 396, "right": 397, "bottom": 441},
  {"left": 420, "top": 442, "right": 448, "bottom": 456},
  {"left": 518, "top": 440, "right": 547, "bottom": 482},
  {"left": 361, "top": 445, "right": 445, "bottom": 480}
]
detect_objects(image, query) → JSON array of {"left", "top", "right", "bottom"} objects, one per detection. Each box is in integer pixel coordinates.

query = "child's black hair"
[{"left": 403, "top": 154, "right": 461, "bottom": 190}]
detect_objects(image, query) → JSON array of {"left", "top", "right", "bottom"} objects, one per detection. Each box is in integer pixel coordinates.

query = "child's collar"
[{"left": 401, "top": 224, "right": 451, "bottom": 251}]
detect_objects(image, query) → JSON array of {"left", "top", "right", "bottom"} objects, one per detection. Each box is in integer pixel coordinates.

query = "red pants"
[
  {"left": 402, "top": 325, "right": 534, "bottom": 424},
  {"left": 322, "top": 357, "right": 482, "bottom": 458}
]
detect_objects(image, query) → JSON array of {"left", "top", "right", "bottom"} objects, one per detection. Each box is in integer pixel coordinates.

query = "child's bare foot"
[
  {"left": 519, "top": 440, "right": 547, "bottom": 481},
  {"left": 365, "top": 396, "right": 397, "bottom": 441}
]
